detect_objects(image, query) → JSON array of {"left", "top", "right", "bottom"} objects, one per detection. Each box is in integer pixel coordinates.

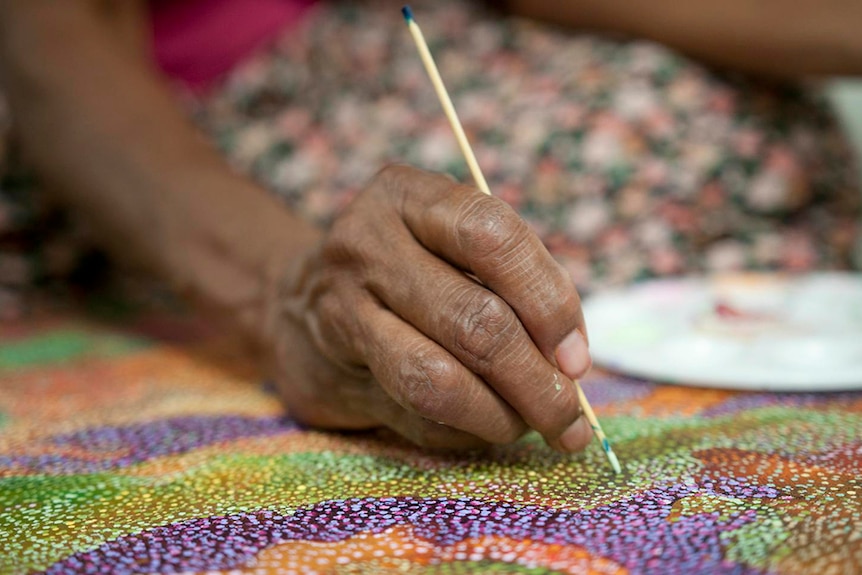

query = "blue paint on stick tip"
[
  {"left": 601, "top": 438, "right": 611, "bottom": 452},
  {"left": 401, "top": 6, "right": 414, "bottom": 22}
]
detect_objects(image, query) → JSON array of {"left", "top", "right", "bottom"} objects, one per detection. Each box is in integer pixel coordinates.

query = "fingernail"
[
  {"left": 555, "top": 329, "right": 591, "bottom": 378},
  {"left": 559, "top": 417, "right": 592, "bottom": 453}
]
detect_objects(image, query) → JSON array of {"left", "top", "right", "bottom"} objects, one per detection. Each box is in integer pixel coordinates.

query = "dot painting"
[{"left": 1, "top": 318, "right": 861, "bottom": 574}]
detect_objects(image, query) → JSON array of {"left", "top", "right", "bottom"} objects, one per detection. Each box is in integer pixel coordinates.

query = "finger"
[
  {"left": 416, "top": 190, "right": 589, "bottom": 375},
  {"left": 367, "top": 233, "right": 585, "bottom": 447},
  {"left": 299, "top": 285, "right": 501, "bottom": 448},
  {"left": 361, "top": 301, "right": 529, "bottom": 445},
  {"left": 379, "top": 166, "right": 590, "bottom": 379},
  {"left": 302, "top": 277, "right": 372, "bottom": 370}
]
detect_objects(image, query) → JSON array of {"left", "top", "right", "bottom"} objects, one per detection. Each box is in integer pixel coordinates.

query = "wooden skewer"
[
  {"left": 401, "top": 6, "right": 490, "bottom": 195},
  {"left": 575, "top": 379, "right": 621, "bottom": 474},
  {"left": 402, "top": 5, "right": 621, "bottom": 474}
]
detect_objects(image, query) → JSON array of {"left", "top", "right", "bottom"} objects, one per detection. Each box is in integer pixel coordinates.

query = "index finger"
[{"left": 385, "top": 166, "right": 591, "bottom": 379}]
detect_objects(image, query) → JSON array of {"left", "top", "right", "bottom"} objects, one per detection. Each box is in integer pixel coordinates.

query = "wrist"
[{"left": 156, "top": 171, "right": 323, "bottom": 344}]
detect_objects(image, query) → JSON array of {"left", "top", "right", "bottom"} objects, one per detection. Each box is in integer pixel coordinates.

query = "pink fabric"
[{"left": 150, "top": 0, "right": 314, "bottom": 91}]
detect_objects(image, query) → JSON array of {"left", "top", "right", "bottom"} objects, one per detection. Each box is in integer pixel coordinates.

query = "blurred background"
[{"left": 829, "top": 80, "right": 862, "bottom": 179}]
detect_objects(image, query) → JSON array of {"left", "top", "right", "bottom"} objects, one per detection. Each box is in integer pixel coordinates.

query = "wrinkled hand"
[{"left": 265, "top": 165, "right": 592, "bottom": 451}]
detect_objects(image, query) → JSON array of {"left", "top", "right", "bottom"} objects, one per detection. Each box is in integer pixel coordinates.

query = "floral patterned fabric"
[
  {"left": 1, "top": 314, "right": 861, "bottom": 574},
  {"left": 193, "top": 0, "right": 861, "bottom": 291},
  {"left": 0, "top": 0, "right": 860, "bottom": 317}
]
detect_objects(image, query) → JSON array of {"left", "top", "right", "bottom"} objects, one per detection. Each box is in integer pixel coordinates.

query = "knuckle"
[
  {"left": 325, "top": 213, "right": 370, "bottom": 263},
  {"left": 455, "top": 196, "right": 526, "bottom": 261},
  {"left": 376, "top": 163, "right": 413, "bottom": 181},
  {"left": 374, "top": 163, "right": 410, "bottom": 192},
  {"left": 396, "top": 346, "right": 457, "bottom": 418},
  {"left": 324, "top": 213, "right": 395, "bottom": 277},
  {"left": 451, "top": 291, "right": 516, "bottom": 366},
  {"left": 374, "top": 163, "right": 447, "bottom": 201},
  {"left": 377, "top": 164, "right": 464, "bottom": 216}
]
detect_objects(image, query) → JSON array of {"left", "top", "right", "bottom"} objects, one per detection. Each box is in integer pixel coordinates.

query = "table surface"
[{"left": 0, "top": 315, "right": 860, "bottom": 574}]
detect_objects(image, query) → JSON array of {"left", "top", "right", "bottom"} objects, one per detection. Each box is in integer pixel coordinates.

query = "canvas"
[{"left": 1, "top": 316, "right": 860, "bottom": 574}]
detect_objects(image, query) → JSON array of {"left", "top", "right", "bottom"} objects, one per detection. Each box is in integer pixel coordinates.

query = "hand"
[{"left": 264, "top": 165, "right": 593, "bottom": 451}]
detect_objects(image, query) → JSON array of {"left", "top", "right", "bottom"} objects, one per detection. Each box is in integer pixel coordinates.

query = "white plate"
[{"left": 582, "top": 273, "right": 862, "bottom": 391}]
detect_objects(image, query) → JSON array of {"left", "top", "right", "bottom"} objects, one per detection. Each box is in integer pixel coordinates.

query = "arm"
[
  {"left": 0, "top": 0, "right": 322, "bottom": 334},
  {"left": 0, "top": 0, "right": 594, "bottom": 451},
  {"left": 507, "top": 0, "right": 862, "bottom": 76}
]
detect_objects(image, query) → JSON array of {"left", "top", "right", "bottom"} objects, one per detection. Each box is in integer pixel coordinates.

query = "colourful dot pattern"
[
  {"left": 1, "top": 318, "right": 861, "bottom": 574},
  {"left": 2, "top": 415, "right": 295, "bottom": 474}
]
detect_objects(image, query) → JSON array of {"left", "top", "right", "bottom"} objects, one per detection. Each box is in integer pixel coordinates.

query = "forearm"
[
  {"left": 508, "top": 0, "right": 862, "bottom": 76},
  {"left": 0, "top": 1, "right": 321, "bottom": 334}
]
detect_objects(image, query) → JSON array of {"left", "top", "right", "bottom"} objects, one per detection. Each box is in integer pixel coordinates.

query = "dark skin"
[
  {"left": 0, "top": 0, "right": 860, "bottom": 451},
  {"left": 511, "top": 0, "right": 862, "bottom": 77}
]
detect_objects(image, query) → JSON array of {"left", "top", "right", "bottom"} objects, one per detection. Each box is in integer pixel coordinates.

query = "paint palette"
[{"left": 582, "top": 273, "right": 862, "bottom": 391}]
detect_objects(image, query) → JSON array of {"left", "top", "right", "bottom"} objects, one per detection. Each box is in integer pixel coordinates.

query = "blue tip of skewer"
[{"left": 401, "top": 5, "right": 414, "bottom": 22}]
